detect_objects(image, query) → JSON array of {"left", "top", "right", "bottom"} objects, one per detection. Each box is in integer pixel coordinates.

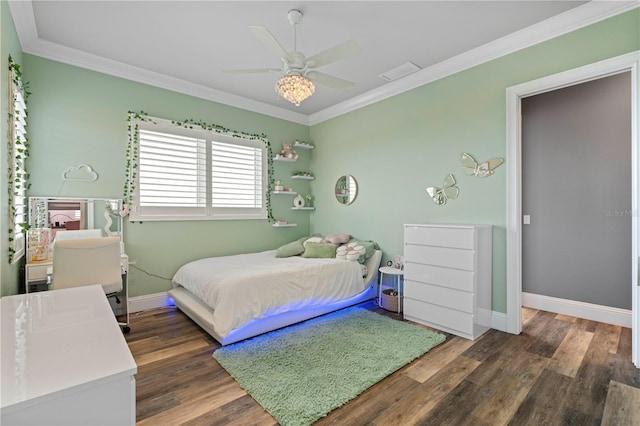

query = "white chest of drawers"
[{"left": 403, "top": 224, "right": 492, "bottom": 340}]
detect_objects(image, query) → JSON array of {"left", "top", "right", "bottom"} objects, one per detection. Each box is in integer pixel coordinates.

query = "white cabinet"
[{"left": 403, "top": 224, "right": 492, "bottom": 340}]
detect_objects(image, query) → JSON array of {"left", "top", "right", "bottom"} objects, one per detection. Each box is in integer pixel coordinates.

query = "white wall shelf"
[
  {"left": 273, "top": 141, "right": 314, "bottom": 229},
  {"left": 293, "top": 142, "right": 314, "bottom": 150}
]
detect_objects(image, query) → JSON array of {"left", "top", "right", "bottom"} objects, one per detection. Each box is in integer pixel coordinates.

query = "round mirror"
[{"left": 335, "top": 175, "right": 358, "bottom": 205}]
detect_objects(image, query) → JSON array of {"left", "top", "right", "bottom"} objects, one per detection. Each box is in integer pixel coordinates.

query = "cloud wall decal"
[{"left": 63, "top": 164, "right": 99, "bottom": 181}]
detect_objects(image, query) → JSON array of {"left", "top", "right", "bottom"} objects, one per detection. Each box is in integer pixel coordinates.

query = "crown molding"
[
  {"left": 8, "top": 1, "right": 638, "bottom": 127},
  {"left": 309, "top": 0, "right": 640, "bottom": 125},
  {"left": 7, "top": 1, "right": 310, "bottom": 125},
  {"left": 29, "top": 38, "right": 310, "bottom": 124}
]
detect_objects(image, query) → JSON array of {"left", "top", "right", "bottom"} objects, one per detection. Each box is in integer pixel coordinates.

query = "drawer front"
[
  {"left": 405, "top": 244, "right": 474, "bottom": 271},
  {"left": 404, "top": 225, "right": 475, "bottom": 250},
  {"left": 27, "top": 265, "right": 49, "bottom": 280},
  {"left": 404, "top": 263, "right": 474, "bottom": 292},
  {"left": 404, "top": 298, "right": 474, "bottom": 336},
  {"left": 405, "top": 280, "right": 474, "bottom": 313}
]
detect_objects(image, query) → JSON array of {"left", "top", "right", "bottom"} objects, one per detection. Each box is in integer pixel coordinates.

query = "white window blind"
[
  {"left": 211, "top": 141, "right": 263, "bottom": 214},
  {"left": 130, "top": 118, "right": 267, "bottom": 221}
]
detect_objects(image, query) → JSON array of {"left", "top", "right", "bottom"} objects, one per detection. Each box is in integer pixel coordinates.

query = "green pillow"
[
  {"left": 302, "top": 242, "right": 338, "bottom": 259},
  {"left": 275, "top": 236, "right": 308, "bottom": 258},
  {"left": 346, "top": 238, "right": 379, "bottom": 263}
]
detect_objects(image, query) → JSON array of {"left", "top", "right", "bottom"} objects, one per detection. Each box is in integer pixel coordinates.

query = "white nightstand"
[{"left": 378, "top": 266, "right": 404, "bottom": 313}]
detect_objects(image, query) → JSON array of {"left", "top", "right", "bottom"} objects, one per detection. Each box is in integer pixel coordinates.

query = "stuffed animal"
[
  {"left": 280, "top": 142, "right": 298, "bottom": 160},
  {"left": 336, "top": 242, "right": 365, "bottom": 261}
]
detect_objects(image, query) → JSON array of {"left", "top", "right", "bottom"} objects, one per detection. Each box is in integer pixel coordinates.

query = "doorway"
[
  {"left": 521, "top": 72, "right": 631, "bottom": 311},
  {"left": 506, "top": 51, "right": 639, "bottom": 367}
]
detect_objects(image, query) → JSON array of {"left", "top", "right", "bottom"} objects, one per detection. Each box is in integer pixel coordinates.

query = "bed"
[{"left": 168, "top": 239, "right": 382, "bottom": 345}]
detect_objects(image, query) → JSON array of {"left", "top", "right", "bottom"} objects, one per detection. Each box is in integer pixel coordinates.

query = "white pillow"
[
  {"left": 303, "top": 236, "right": 324, "bottom": 247},
  {"left": 336, "top": 242, "right": 365, "bottom": 261},
  {"left": 325, "top": 233, "right": 350, "bottom": 244}
]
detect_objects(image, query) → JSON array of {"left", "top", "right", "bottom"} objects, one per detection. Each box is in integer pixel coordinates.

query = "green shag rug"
[{"left": 213, "top": 306, "right": 446, "bottom": 426}]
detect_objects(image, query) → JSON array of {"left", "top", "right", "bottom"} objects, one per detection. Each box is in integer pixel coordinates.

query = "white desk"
[{"left": 0, "top": 285, "right": 137, "bottom": 425}]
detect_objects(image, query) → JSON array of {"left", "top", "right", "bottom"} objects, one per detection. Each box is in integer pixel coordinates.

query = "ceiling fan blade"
[
  {"left": 307, "top": 71, "right": 355, "bottom": 92},
  {"left": 223, "top": 68, "right": 281, "bottom": 74},
  {"left": 306, "top": 39, "right": 360, "bottom": 68},
  {"left": 249, "top": 26, "right": 292, "bottom": 61}
]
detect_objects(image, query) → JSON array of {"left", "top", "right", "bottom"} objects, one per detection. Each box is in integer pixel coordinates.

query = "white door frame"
[{"left": 506, "top": 51, "right": 640, "bottom": 367}]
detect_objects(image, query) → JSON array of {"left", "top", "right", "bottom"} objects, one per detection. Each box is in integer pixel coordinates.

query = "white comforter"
[{"left": 171, "top": 250, "right": 366, "bottom": 338}]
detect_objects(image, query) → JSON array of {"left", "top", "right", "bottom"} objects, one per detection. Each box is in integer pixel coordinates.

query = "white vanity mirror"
[
  {"left": 335, "top": 175, "right": 358, "bottom": 205},
  {"left": 25, "top": 197, "right": 126, "bottom": 294},
  {"left": 27, "top": 197, "right": 123, "bottom": 263}
]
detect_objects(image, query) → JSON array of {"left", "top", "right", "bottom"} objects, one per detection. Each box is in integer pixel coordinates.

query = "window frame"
[
  {"left": 128, "top": 115, "right": 271, "bottom": 222},
  {"left": 7, "top": 57, "right": 29, "bottom": 264}
]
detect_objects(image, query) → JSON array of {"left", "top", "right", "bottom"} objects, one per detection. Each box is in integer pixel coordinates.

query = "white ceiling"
[{"left": 8, "top": 1, "right": 638, "bottom": 124}]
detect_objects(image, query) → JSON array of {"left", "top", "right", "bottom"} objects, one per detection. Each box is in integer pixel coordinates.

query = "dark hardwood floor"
[{"left": 124, "top": 302, "right": 640, "bottom": 425}]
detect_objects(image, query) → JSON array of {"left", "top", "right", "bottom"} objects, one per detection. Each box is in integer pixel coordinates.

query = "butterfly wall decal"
[
  {"left": 460, "top": 152, "right": 504, "bottom": 178},
  {"left": 426, "top": 174, "right": 459, "bottom": 205}
]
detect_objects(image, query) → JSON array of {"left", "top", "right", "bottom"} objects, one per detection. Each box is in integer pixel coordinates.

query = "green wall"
[
  {"left": 21, "top": 57, "right": 310, "bottom": 297},
  {"left": 3, "top": 7, "right": 638, "bottom": 308},
  {"left": 309, "top": 9, "right": 640, "bottom": 314},
  {"left": 1, "top": 0, "right": 25, "bottom": 295}
]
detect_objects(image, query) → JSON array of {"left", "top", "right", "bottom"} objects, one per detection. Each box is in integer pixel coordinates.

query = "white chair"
[
  {"left": 53, "top": 228, "right": 103, "bottom": 243},
  {"left": 52, "top": 236, "right": 129, "bottom": 332}
]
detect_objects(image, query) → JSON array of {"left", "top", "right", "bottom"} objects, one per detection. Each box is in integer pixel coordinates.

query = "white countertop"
[{"left": 0, "top": 285, "right": 137, "bottom": 413}]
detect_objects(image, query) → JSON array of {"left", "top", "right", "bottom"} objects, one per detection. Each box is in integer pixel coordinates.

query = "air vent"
[{"left": 378, "top": 62, "right": 421, "bottom": 81}]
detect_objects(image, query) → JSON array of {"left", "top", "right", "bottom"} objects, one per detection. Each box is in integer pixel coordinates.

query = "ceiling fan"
[{"left": 224, "top": 9, "right": 360, "bottom": 105}]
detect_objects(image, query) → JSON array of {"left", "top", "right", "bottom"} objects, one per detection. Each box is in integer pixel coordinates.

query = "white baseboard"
[
  {"left": 124, "top": 293, "right": 524, "bottom": 345},
  {"left": 127, "top": 293, "right": 516, "bottom": 334},
  {"left": 491, "top": 310, "right": 508, "bottom": 332},
  {"left": 522, "top": 292, "right": 631, "bottom": 328},
  {"left": 129, "top": 292, "right": 576, "bottom": 332},
  {"left": 128, "top": 292, "right": 172, "bottom": 313}
]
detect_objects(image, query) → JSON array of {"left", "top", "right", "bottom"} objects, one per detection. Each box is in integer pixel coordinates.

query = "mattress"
[{"left": 171, "top": 249, "right": 370, "bottom": 339}]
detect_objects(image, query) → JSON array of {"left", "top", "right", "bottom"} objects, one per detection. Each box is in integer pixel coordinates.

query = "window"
[
  {"left": 129, "top": 117, "right": 268, "bottom": 221},
  {"left": 7, "top": 57, "right": 29, "bottom": 263}
]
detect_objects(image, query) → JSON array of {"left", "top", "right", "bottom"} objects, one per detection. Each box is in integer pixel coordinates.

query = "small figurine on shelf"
[
  {"left": 294, "top": 139, "right": 314, "bottom": 149},
  {"left": 293, "top": 194, "right": 305, "bottom": 208}
]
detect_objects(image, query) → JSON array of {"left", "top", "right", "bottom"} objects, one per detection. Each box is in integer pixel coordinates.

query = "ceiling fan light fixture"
[{"left": 275, "top": 74, "right": 315, "bottom": 106}]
